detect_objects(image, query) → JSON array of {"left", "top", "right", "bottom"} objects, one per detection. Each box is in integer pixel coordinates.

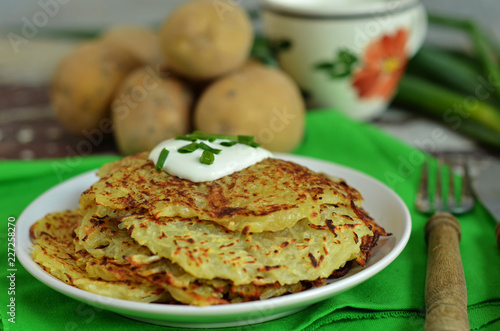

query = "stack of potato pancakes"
[{"left": 31, "top": 152, "right": 388, "bottom": 306}]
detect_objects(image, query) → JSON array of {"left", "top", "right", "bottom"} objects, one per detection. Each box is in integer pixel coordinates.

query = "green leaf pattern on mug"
[{"left": 314, "top": 49, "right": 359, "bottom": 78}]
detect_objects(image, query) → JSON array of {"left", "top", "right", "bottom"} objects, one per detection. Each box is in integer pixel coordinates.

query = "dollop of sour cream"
[{"left": 149, "top": 138, "right": 273, "bottom": 182}]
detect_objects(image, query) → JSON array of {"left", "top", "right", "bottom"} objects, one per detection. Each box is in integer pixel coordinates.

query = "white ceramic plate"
[{"left": 16, "top": 154, "right": 411, "bottom": 328}]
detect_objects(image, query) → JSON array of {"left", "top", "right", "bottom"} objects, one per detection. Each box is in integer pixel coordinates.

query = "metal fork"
[
  {"left": 416, "top": 156, "right": 474, "bottom": 215},
  {"left": 416, "top": 156, "right": 474, "bottom": 331}
]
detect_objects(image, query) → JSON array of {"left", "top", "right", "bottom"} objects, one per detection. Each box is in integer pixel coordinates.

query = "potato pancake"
[
  {"left": 31, "top": 210, "right": 171, "bottom": 303},
  {"left": 81, "top": 152, "right": 363, "bottom": 233},
  {"left": 31, "top": 153, "right": 388, "bottom": 306},
  {"left": 118, "top": 204, "right": 372, "bottom": 285}
]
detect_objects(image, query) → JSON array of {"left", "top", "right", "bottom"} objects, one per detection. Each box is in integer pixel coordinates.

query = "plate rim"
[{"left": 16, "top": 153, "right": 411, "bottom": 325}]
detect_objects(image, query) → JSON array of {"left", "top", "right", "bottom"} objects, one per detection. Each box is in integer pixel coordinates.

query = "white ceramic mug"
[{"left": 261, "top": 0, "right": 427, "bottom": 120}]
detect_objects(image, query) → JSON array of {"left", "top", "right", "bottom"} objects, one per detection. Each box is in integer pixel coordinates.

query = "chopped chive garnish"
[
  {"left": 175, "top": 135, "right": 197, "bottom": 142},
  {"left": 189, "top": 131, "right": 209, "bottom": 140},
  {"left": 155, "top": 148, "right": 169, "bottom": 171},
  {"left": 178, "top": 142, "right": 199, "bottom": 153},
  {"left": 177, "top": 131, "right": 237, "bottom": 142},
  {"left": 248, "top": 141, "right": 260, "bottom": 148},
  {"left": 194, "top": 131, "right": 235, "bottom": 141},
  {"left": 237, "top": 135, "right": 260, "bottom": 147},
  {"left": 198, "top": 142, "right": 221, "bottom": 154},
  {"left": 166, "top": 132, "right": 262, "bottom": 166},
  {"left": 219, "top": 140, "right": 237, "bottom": 147},
  {"left": 212, "top": 134, "right": 237, "bottom": 140},
  {"left": 200, "top": 150, "right": 215, "bottom": 165}
]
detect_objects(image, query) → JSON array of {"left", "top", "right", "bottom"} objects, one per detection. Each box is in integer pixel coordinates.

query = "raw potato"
[
  {"left": 194, "top": 64, "right": 305, "bottom": 152},
  {"left": 112, "top": 66, "right": 193, "bottom": 155},
  {"left": 51, "top": 41, "right": 140, "bottom": 135},
  {"left": 159, "top": 0, "right": 253, "bottom": 81},
  {"left": 101, "top": 25, "right": 165, "bottom": 68}
]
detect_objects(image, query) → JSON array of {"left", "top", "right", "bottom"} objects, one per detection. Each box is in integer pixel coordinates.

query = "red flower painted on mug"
[{"left": 352, "top": 28, "right": 409, "bottom": 100}]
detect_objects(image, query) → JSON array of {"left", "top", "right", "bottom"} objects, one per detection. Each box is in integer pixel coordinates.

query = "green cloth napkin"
[{"left": 1, "top": 111, "right": 499, "bottom": 330}]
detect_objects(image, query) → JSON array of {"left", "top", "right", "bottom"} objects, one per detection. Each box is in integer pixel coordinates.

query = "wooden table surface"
[{"left": 0, "top": 84, "right": 116, "bottom": 160}]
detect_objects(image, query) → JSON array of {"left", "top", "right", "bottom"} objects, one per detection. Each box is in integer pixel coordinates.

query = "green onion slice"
[
  {"left": 193, "top": 131, "right": 235, "bottom": 141},
  {"left": 237, "top": 135, "right": 260, "bottom": 147},
  {"left": 177, "top": 132, "right": 237, "bottom": 142},
  {"left": 170, "top": 132, "right": 261, "bottom": 165},
  {"left": 198, "top": 142, "right": 221, "bottom": 154},
  {"left": 155, "top": 148, "right": 169, "bottom": 171},
  {"left": 178, "top": 142, "right": 199, "bottom": 154},
  {"left": 200, "top": 150, "right": 215, "bottom": 165},
  {"left": 175, "top": 135, "right": 197, "bottom": 142},
  {"left": 219, "top": 140, "right": 237, "bottom": 147}
]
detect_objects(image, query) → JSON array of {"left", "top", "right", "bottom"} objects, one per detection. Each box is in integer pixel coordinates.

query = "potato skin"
[
  {"left": 101, "top": 25, "right": 165, "bottom": 68},
  {"left": 51, "top": 41, "right": 140, "bottom": 135},
  {"left": 112, "top": 67, "right": 193, "bottom": 155},
  {"left": 159, "top": 0, "right": 253, "bottom": 81},
  {"left": 194, "top": 64, "right": 305, "bottom": 152}
]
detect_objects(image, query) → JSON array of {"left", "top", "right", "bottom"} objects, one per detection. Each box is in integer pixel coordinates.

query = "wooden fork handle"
[{"left": 424, "top": 212, "right": 469, "bottom": 331}]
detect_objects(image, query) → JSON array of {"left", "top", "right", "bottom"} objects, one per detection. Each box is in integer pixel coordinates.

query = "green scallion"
[
  {"left": 211, "top": 134, "right": 237, "bottom": 141},
  {"left": 171, "top": 132, "right": 262, "bottom": 165},
  {"left": 155, "top": 148, "right": 169, "bottom": 171},
  {"left": 190, "top": 131, "right": 215, "bottom": 141},
  {"left": 178, "top": 142, "right": 199, "bottom": 154},
  {"left": 219, "top": 140, "right": 237, "bottom": 147},
  {"left": 200, "top": 150, "right": 215, "bottom": 165},
  {"left": 175, "top": 135, "right": 197, "bottom": 142},
  {"left": 198, "top": 142, "right": 221, "bottom": 154},
  {"left": 178, "top": 131, "right": 236, "bottom": 142},
  {"left": 237, "top": 135, "right": 260, "bottom": 147}
]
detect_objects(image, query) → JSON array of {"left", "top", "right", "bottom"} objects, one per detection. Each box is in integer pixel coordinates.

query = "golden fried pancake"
[
  {"left": 30, "top": 210, "right": 170, "bottom": 303},
  {"left": 119, "top": 203, "right": 373, "bottom": 285},
  {"left": 31, "top": 210, "right": 308, "bottom": 305},
  {"left": 31, "top": 153, "right": 388, "bottom": 306},
  {"left": 81, "top": 152, "right": 363, "bottom": 233}
]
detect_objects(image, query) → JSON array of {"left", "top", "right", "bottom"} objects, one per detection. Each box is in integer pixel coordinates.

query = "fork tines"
[{"left": 416, "top": 156, "right": 474, "bottom": 215}]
